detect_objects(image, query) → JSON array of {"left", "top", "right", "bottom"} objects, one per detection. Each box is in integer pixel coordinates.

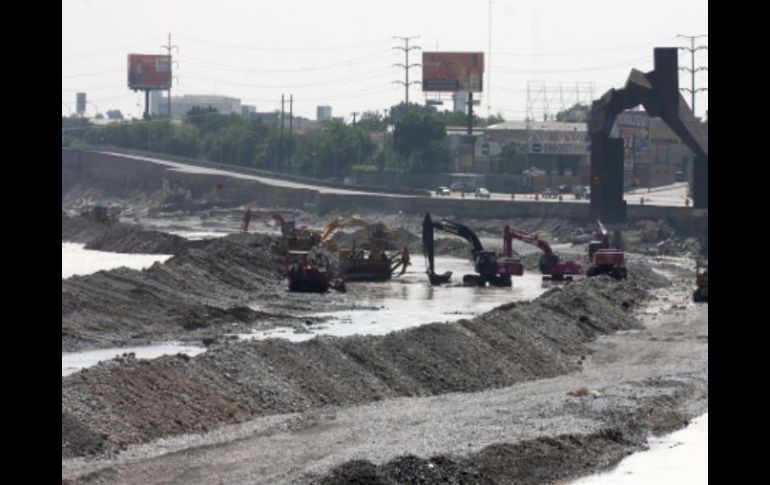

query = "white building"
[{"left": 316, "top": 105, "right": 332, "bottom": 121}]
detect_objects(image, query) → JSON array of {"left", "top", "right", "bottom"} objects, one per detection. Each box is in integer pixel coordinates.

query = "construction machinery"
[
  {"left": 586, "top": 220, "right": 627, "bottom": 279},
  {"left": 422, "top": 212, "right": 523, "bottom": 287},
  {"left": 693, "top": 261, "right": 708, "bottom": 302},
  {"left": 286, "top": 250, "right": 345, "bottom": 293},
  {"left": 503, "top": 225, "right": 583, "bottom": 281}
]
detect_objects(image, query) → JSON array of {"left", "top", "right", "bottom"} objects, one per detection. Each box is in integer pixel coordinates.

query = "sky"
[{"left": 62, "top": 0, "right": 708, "bottom": 121}]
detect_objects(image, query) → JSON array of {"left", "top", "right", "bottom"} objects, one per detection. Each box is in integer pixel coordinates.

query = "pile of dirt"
[
  {"left": 62, "top": 234, "right": 287, "bottom": 351},
  {"left": 623, "top": 219, "right": 703, "bottom": 257},
  {"left": 62, "top": 212, "right": 189, "bottom": 254},
  {"left": 314, "top": 426, "right": 645, "bottom": 485},
  {"left": 62, "top": 272, "right": 664, "bottom": 457}
]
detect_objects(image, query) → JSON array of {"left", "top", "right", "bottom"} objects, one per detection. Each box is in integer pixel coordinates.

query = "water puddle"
[
  {"left": 62, "top": 243, "right": 172, "bottom": 279},
  {"left": 571, "top": 412, "right": 708, "bottom": 484},
  {"left": 241, "top": 256, "right": 552, "bottom": 342},
  {"left": 62, "top": 344, "right": 206, "bottom": 376}
]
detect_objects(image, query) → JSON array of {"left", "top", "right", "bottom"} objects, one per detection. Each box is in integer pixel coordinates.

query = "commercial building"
[{"left": 316, "top": 106, "right": 332, "bottom": 121}]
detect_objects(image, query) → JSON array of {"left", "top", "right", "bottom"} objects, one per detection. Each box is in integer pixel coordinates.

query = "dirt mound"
[
  {"left": 62, "top": 212, "right": 188, "bottom": 254},
  {"left": 315, "top": 427, "right": 644, "bottom": 485},
  {"left": 62, "top": 273, "right": 661, "bottom": 457},
  {"left": 62, "top": 236, "right": 286, "bottom": 351}
]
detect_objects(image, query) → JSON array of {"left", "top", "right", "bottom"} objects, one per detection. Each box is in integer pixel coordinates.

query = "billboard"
[
  {"left": 128, "top": 54, "right": 172, "bottom": 90},
  {"left": 422, "top": 52, "right": 484, "bottom": 92},
  {"left": 76, "top": 93, "right": 86, "bottom": 114}
]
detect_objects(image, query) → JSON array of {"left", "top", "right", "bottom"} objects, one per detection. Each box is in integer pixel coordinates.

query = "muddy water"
[
  {"left": 62, "top": 243, "right": 172, "bottom": 278},
  {"left": 62, "top": 344, "right": 206, "bottom": 376},
  {"left": 243, "top": 256, "right": 552, "bottom": 342},
  {"left": 571, "top": 413, "right": 708, "bottom": 484}
]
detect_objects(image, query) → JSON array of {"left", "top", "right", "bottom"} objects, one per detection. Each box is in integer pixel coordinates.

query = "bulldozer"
[
  {"left": 318, "top": 217, "right": 410, "bottom": 281},
  {"left": 693, "top": 262, "right": 708, "bottom": 303}
]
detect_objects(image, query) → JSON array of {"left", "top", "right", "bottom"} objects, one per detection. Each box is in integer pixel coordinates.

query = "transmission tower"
[
  {"left": 393, "top": 36, "right": 421, "bottom": 104},
  {"left": 677, "top": 34, "right": 708, "bottom": 117}
]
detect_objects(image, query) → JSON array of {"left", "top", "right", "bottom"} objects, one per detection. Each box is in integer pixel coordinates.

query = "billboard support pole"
[{"left": 144, "top": 90, "right": 150, "bottom": 120}]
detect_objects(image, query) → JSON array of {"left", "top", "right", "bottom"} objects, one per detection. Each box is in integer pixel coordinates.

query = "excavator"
[
  {"left": 504, "top": 225, "right": 583, "bottom": 281},
  {"left": 586, "top": 220, "right": 627, "bottom": 279},
  {"left": 422, "top": 212, "right": 523, "bottom": 287},
  {"left": 317, "top": 217, "right": 411, "bottom": 281}
]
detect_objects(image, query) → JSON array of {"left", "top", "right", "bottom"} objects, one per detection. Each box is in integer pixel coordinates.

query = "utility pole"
[
  {"left": 351, "top": 112, "right": 361, "bottom": 165},
  {"left": 161, "top": 33, "right": 179, "bottom": 118},
  {"left": 288, "top": 94, "right": 293, "bottom": 174},
  {"left": 677, "top": 34, "right": 708, "bottom": 116},
  {"left": 393, "top": 36, "right": 421, "bottom": 105},
  {"left": 488, "top": 0, "right": 493, "bottom": 116},
  {"left": 280, "top": 94, "right": 285, "bottom": 172}
]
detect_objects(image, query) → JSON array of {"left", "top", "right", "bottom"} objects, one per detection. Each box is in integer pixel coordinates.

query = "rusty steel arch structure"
[{"left": 588, "top": 48, "right": 708, "bottom": 222}]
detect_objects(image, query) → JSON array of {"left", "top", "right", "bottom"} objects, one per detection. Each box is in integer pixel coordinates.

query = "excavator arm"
[{"left": 504, "top": 225, "right": 583, "bottom": 278}]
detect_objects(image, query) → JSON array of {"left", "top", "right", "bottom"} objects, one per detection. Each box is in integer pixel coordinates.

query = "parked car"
[
  {"left": 451, "top": 182, "right": 473, "bottom": 193},
  {"left": 541, "top": 187, "right": 559, "bottom": 199},
  {"left": 435, "top": 186, "right": 451, "bottom": 196},
  {"left": 474, "top": 188, "right": 491, "bottom": 199},
  {"left": 572, "top": 185, "right": 590, "bottom": 199},
  {"left": 558, "top": 185, "right": 571, "bottom": 194}
]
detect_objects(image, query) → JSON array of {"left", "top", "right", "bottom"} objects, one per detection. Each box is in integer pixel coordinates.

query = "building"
[
  {"left": 241, "top": 105, "right": 257, "bottom": 118},
  {"left": 316, "top": 106, "right": 332, "bottom": 121},
  {"left": 452, "top": 92, "right": 469, "bottom": 113},
  {"left": 150, "top": 93, "right": 242, "bottom": 117}
]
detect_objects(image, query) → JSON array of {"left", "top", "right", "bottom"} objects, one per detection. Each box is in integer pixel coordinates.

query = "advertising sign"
[
  {"left": 128, "top": 54, "right": 172, "bottom": 90},
  {"left": 76, "top": 93, "right": 86, "bottom": 114},
  {"left": 422, "top": 52, "right": 484, "bottom": 92}
]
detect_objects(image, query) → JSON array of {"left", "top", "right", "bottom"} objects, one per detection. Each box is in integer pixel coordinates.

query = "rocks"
[{"left": 62, "top": 273, "right": 661, "bottom": 458}]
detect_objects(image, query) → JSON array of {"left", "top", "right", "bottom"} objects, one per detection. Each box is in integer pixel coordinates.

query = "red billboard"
[
  {"left": 127, "top": 54, "right": 172, "bottom": 90},
  {"left": 422, "top": 52, "right": 484, "bottom": 92}
]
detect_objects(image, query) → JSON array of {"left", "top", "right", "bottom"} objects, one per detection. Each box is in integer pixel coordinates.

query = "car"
[
  {"left": 541, "top": 187, "right": 559, "bottom": 199},
  {"left": 451, "top": 183, "right": 473, "bottom": 193},
  {"left": 558, "top": 185, "right": 571, "bottom": 194},
  {"left": 474, "top": 188, "right": 491, "bottom": 199},
  {"left": 435, "top": 186, "right": 451, "bottom": 196},
  {"left": 572, "top": 185, "right": 590, "bottom": 199}
]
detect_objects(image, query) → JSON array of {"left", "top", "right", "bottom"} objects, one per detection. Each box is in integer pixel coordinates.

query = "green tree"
[
  {"left": 556, "top": 103, "right": 590, "bottom": 122},
  {"left": 492, "top": 142, "right": 527, "bottom": 174},
  {"left": 393, "top": 112, "right": 446, "bottom": 165}
]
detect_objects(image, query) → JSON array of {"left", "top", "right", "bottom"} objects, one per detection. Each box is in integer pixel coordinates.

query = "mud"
[{"left": 62, "top": 270, "right": 665, "bottom": 459}]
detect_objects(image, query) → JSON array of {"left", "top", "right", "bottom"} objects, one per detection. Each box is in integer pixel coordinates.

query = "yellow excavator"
[
  {"left": 320, "top": 217, "right": 410, "bottom": 281},
  {"left": 693, "top": 261, "right": 708, "bottom": 303}
]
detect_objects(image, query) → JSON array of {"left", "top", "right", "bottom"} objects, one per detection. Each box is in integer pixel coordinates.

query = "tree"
[
  {"left": 492, "top": 142, "right": 527, "bottom": 174},
  {"left": 106, "top": 109, "right": 124, "bottom": 120},
  {"left": 357, "top": 111, "right": 386, "bottom": 132},
  {"left": 393, "top": 112, "right": 446, "bottom": 164},
  {"left": 556, "top": 103, "right": 590, "bottom": 122}
]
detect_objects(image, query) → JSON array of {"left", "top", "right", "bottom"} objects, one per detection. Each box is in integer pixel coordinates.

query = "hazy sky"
[{"left": 62, "top": 0, "right": 708, "bottom": 121}]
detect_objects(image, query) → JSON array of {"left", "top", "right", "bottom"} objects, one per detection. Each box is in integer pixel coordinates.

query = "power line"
[
  {"left": 677, "top": 34, "right": 708, "bottom": 116},
  {"left": 392, "top": 35, "right": 421, "bottom": 105},
  {"left": 177, "top": 50, "right": 392, "bottom": 74},
  {"left": 174, "top": 34, "right": 390, "bottom": 52}
]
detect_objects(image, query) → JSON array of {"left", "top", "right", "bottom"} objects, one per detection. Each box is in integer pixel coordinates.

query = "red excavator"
[
  {"left": 503, "top": 225, "right": 583, "bottom": 281},
  {"left": 286, "top": 250, "right": 346, "bottom": 293},
  {"left": 423, "top": 213, "right": 523, "bottom": 287},
  {"left": 586, "top": 220, "right": 627, "bottom": 279}
]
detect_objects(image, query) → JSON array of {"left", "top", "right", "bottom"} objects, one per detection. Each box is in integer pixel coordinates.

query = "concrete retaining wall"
[{"left": 63, "top": 148, "right": 706, "bottom": 230}]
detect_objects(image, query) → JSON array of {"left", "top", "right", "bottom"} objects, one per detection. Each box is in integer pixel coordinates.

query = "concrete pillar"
[
  {"left": 693, "top": 155, "right": 708, "bottom": 210},
  {"left": 590, "top": 136, "right": 627, "bottom": 222}
]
